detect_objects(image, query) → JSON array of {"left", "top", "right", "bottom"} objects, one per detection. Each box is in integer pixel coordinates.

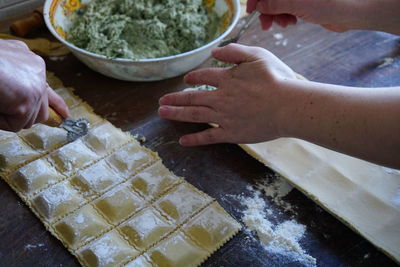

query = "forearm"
[
  {"left": 278, "top": 79, "right": 400, "bottom": 169},
  {"left": 360, "top": 0, "right": 400, "bottom": 35}
]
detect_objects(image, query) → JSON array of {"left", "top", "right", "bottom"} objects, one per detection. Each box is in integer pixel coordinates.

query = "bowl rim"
[{"left": 43, "top": 0, "right": 241, "bottom": 63}]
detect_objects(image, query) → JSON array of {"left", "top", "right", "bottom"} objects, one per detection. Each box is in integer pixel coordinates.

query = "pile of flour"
[{"left": 234, "top": 175, "right": 317, "bottom": 266}]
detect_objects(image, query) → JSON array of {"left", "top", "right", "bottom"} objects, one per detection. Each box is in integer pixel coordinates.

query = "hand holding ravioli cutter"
[
  {"left": 44, "top": 86, "right": 89, "bottom": 142},
  {"left": 3, "top": 11, "right": 88, "bottom": 140}
]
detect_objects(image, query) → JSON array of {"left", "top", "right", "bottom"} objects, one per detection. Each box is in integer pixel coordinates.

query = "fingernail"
[
  {"left": 64, "top": 107, "right": 70, "bottom": 118},
  {"left": 159, "top": 96, "right": 165, "bottom": 105},
  {"left": 212, "top": 47, "right": 222, "bottom": 53},
  {"left": 158, "top": 106, "right": 167, "bottom": 115},
  {"left": 183, "top": 73, "right": 193, "bottom": 83},
  {"left": 179, "top": 137, "right": 187, "bottom": 146}
]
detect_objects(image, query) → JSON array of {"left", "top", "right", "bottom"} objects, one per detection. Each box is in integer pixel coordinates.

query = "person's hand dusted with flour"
[
  {"left": 0, "top": 39, "right": 68, "bottom": 132},
  {"left": 158, "top": 0, "right": 400, "bottom": 169}
]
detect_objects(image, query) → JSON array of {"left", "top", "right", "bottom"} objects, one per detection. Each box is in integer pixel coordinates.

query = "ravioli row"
[{"left": 0, "top": 83, "right": 240, "bottom": 266}]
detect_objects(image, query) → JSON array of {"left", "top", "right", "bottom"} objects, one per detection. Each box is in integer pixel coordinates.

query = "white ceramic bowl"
[{"left": 43, "top": 0, "right": 240, "bottom": 81}]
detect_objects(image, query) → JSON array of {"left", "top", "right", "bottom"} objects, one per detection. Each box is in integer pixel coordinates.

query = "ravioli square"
[
  {"left": 83, "top": 122, "right": 131, "bottom": 155},
  {"left": 55, "top": 87, "right": 81, "bottom": 108},
  {"left": 48, "top": 139, "right": 98, "bottom": 175},
  {"left": 70, "top": 104, "right": 102, "bottom": 126},
  {"left": 124, "top": 255, "right": 152, "bottom": 267},
  {"left": 54, "top": 205, "right": 110, "bottom": 249},
  {"left": 33, "top": 180, "right": 85, "bottom": 221},
  {"left": 182, "top": 202, "right": 241, "bottom": 251},
  {"left": 106, "top": 142, "right": 154, "bottom": 176},
  {"left": 155, "top": 183, "right": 210, "bottom": 223},
  {"left": 94, "top": 186, "right": 144, "bottom": 224},
  {"left": 10, "top": 158, "right": 64, "bottom": 195},
  {"left": 0, "top": 129, "right": 16, "bottom": 140},
  {"left": 78, "top": 230, "right": 137, "bottom": 267},
  {"left": 19, "top": 124, "right": 67, "bottom": 151},
  {"left": 131, "top": 161, "right": 180, "bottom": 199},
  {"left": 0, "top": 138, "right": 39, "bottom": 172},
  {"left": 119, "top": 208, "right": 174, "bottom": 250},
  {"left": 71, "top": 160, "right": 123, "bottom": 198},
  {"left": 147, "top": 231, "right": 208, "bottom": 267}
]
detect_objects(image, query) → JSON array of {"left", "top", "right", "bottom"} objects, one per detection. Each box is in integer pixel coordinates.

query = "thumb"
[{"left": 212, "top": 43, "right": 264, "bottom": 64}]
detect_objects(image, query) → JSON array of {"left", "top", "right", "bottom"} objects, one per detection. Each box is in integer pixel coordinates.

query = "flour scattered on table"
[
  {"left": 260, "top": 174, "right": 293, "bottom": 198},
  {"left": 240, "top": 188, "right": 316, "bottom": 266},
  {"left": 228, "top": 174, "right": 316, "bottom": 266},
  {"left": 275, "top": 38, "right": 289, "bottom": 46},
  {"left": 24, "top": 243, "right": 45, "bottom": 250},
  {"left": 272, "top": 32, "right": 289, "bottom": 47},
  {"left": 256, "top": 173, "right": 295, "bottom": 212},
  {"left": 273, "top": 33, "right": 283, "bottom": 40}
]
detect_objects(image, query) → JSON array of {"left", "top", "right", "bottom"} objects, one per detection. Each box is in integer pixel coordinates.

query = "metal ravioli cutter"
[
  {"left": 45, "top": 107, "right": 89, "bottom": 142},
  {"left": 60, "top": 118, "right": 89, "bottom": 142}
]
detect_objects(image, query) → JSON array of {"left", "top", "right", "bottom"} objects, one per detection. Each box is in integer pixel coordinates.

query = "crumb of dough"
[
  {"left": 377, "top": 57, "right": 394, "bottom": 68},
  {"left": 133, "top": 134, "right": 146, "bottom": 143},
  {"left": 67, "top": 0, "right": 221, "bottom": 59}
]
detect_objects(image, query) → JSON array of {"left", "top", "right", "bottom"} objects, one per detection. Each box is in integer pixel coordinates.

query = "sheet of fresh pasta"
[{"left": 240, "top": 139, "right": 400, "bottom": 263}]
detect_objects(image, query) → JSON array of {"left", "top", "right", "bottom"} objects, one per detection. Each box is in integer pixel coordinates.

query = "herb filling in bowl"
[{"left": 67, "top": 0, "right": 221, "bottom": 59}]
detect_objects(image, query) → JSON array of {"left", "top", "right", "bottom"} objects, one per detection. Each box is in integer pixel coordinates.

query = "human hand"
[
  {"left": 0, "top": 39, "right": 68, "bottom": 132},
  {"left": 158, "top": 43, "right": 297, "bottom": 146},
  {"left": 247, "top": 0, "right": 400, "bottom": 34}
]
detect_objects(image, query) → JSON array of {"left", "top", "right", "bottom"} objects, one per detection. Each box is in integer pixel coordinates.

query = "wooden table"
[{"left": 1, "top": 19, "right": 399, "bottom": 266}]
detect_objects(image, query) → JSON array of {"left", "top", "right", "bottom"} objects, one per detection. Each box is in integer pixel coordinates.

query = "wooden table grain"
[{"left": 1, "top": 19, "right": 399, "bottom": 266}]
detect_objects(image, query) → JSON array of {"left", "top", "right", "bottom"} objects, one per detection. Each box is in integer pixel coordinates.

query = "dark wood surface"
[{"left": 1, "top": 19, "right": 400, "bottom": 267}]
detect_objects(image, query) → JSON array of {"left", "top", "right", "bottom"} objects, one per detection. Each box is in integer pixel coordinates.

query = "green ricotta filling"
[{"left": 67, "top": 0, "right": 220, "bottom": 59}]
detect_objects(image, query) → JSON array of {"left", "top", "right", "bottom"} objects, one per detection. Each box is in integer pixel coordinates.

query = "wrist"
[{"left": 273, "top": 78, "right": 306, "bottom": 139}]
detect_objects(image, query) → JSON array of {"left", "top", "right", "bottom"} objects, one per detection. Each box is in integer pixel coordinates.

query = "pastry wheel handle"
[
  {"left": 10, "top": 8, "right": 44, "bottom": 37},
  {"left": 44, "top": 107, "right": 63, "bottom": 127}
]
